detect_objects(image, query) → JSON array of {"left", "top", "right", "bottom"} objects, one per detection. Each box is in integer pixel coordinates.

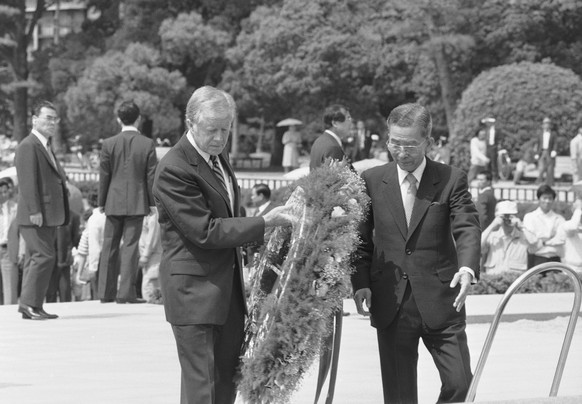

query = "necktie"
[
  {"left": 46, "top": 137, "right": 57, "bottom": 167},
  {"left": 209, "top": 155, "right": 228, "bottom": 192},
  {"left": 404, "top": 173, "right": 417, "bottom": 227}
]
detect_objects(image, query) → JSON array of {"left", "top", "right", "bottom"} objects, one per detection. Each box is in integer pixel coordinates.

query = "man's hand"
[
  {"left": 29, "top": 213, "right": 43, "bottom": 226},
  {"left": 353, "top": 288, "right": 372, "bottom": 316},
  {"left": 263, "top": 206, "right": 295, "bottom": 228},
  {"left": 149, "top": 206, "right": 157, "bottom": 216},
  {"left": 490, "top": 216, "right": 503, "bottom": 231},
  {"left": 450, "top": 271, "right": 472, "bottom": 312},
  {"left": 139, "top": 256, "right": 149, "bottom": 267},
  {"left": 99, "top": 206, "right": 104, "bottom": 214}
]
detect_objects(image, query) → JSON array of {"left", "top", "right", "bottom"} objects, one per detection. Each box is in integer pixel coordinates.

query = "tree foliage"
[
  {"left": 451, "top": 62, "right": 582, "bottom": 170},
  {"left": 64, "top": 43, "right": 186, "bottom": 148}
]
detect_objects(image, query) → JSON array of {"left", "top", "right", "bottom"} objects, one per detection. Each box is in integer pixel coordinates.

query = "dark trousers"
[
  {"left": 46, "top": 264, "right": 71, "bottom": 302},
  {"left": 98, "top": 215, "right": 143, "bottom": 301},
  {"left": 171, "top": 275, "right": 245, "bottom": 404},
  {"left": 536, "top": 151, "right": 555, "bottom": 185},
  {"left": 376, "top": 283, "right": 472, "bottom": 404},
  {"left": 19, "top": 226, "right": 57, "bottom": 308},
  {"left": 528, "top": 254, "right": 561, "bottom": 269}
]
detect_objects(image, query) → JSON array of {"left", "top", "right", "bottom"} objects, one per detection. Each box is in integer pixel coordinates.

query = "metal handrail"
[{"left": 465, "top": 263, "right": 582, "bottom": 402}]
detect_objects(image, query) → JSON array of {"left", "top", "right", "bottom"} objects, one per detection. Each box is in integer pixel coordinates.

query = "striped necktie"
[
  {"left": 209, "top": 155, "right": 228, "bottom": 192},
  {"left": 404, "top": 173, "right": 417, "bottom": 227}
]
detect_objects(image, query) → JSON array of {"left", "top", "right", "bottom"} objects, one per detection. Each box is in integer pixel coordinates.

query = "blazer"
[
  {"left": 352, "top": 159, "right": 481, "bottom": 330},
  {"left": 153, "top": 135, "right": 266, "bottom": 326},
  {"left": 535, "top": 131, "right": 557, "bottom": 154},
  {"left": 15, "top": 133, "right": 69, "bottom": 227},
  {"left": 309, "top": 131, "right": 345, "bottom": 171},
  {"left": 99, "top": 130, "right": 157, "bottom": 216}
]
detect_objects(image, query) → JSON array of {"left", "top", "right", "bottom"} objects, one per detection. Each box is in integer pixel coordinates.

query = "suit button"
[
  {"left": 405, "top": 249, "right": 412, "bottom": 255},
  {"left": 402, "top": 273, "right": 409, "bottom": 279}
]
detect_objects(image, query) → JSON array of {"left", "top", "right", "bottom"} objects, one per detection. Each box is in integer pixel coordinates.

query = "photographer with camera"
[{"left": 481, "top": 200, "right": 531, "bottom": 274}]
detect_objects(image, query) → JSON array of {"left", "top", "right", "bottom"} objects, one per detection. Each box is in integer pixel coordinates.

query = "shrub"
[
  {"left": 470, "top": 271, "right": 582, "bottom": 295},
  {"left": 451, "top": 62, "right": 582, "bottom": 171}
]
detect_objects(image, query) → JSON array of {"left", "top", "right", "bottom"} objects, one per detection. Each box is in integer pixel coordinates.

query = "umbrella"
[{"left": 276, "top": 118, "right": 303, "bottom": 127}]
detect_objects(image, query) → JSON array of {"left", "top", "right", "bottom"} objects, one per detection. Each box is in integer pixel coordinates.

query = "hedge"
[{"left": 451, "top": 62, "right": 582, "bottom": 171}]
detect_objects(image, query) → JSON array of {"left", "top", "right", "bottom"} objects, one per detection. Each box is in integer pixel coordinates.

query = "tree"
[
  {"left": 64, "top": 43, "right": 186, "bottom": 149},
  {"left": 0, "top": 0, "right": 47, "bottom": 142},
  {"left": 451, "top": 62, "right": 582, "bottom": 171}
]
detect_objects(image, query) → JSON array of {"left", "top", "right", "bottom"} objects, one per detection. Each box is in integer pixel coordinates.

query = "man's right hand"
[
  {"left": 30, "top": 213, "right": 43, "bottom": 226},
  {"left": 263, "top": 206, "right": 295, "bottom": 228},
  {"left": 354, "top": 288, "right": 372, "bottom": 316}
]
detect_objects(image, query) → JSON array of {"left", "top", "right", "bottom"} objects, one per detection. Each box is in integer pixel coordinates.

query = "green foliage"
[
  {"left": 64, "top": 43, "right": 186, "bottom": 145},
  {"left": 451, "top": 62, "right": 582, "bottom": 170},
  {"left": 470, "top": 271, "right": 582, "bottom": 295}
]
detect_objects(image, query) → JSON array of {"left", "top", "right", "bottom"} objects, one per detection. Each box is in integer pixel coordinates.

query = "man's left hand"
[{"left": 450, "top": 271, "right": 472, "bottom": 312}]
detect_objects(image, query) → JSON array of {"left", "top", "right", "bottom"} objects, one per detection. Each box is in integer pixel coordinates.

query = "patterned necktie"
[
  {"left": 209, "top": 155, "right": 228, "bottom": 192},
  {"left": 46, "top": 137, "right": 57, "bottom": 167},
  {"left": 404, "top": 173, "right": 417, "bottom": 227}
]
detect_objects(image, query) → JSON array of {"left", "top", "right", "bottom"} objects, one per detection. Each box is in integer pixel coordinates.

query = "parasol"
[{"left": 276, "top": 118, "right": 302, "bottom": 127}]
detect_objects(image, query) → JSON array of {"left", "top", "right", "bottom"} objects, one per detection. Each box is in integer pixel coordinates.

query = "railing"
[
  {"left": 63, "top": 168, "right": 576, "bottom": 202},
  {"left": 465, "top": 263, "right": 582, "bottom": 402}
]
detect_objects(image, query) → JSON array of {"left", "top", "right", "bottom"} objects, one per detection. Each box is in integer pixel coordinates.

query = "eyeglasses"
[
  {"left": 40, "top": 115, "right": 60, "bottom": 123},
  {"left": 386, "top": 139, "right": 427, "bottom": 154}
]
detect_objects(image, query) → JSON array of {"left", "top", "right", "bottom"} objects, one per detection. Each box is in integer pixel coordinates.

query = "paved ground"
[{"left": 0, "top": 293, "right": 581, "bottom": 404}]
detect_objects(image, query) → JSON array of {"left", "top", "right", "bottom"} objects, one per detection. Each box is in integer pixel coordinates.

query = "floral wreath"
[{"left": 238, "top": 160, "right": 370, "bottom": 404}]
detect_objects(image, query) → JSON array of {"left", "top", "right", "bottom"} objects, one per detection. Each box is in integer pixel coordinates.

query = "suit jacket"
[
  {"left": 535, "top": 131, "right": 557, "bottom": 155},
  {"left": 99, "top": 130, "right": 157, "bottom": 216},
  {"left": 153, "top": 135, "right": 266, "bottom": 326},
  {"left": 352, "top": 159, "right": 481, "bottom": 330},
  {"left": 15, "top": 133, "right": 69, "bottom": 227},
  {"left": 310, "top": 131, "right": 346, "bottom": 171}
]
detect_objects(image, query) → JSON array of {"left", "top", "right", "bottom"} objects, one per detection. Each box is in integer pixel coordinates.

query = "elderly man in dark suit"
[
  {"left": 15, "top": 100, "right": 69, "bottom": 320},
  {"left": 98, "top": 100, "right": 157, "bottom": 304},
  {"left": 153, "top": 86, "right": 291, "bottom": 404},
  {"left": 352, "top": 103, "right": 481, "bottom": 404},
  {"left": 309, "top": 104, "right": 351, "bottom": 171}
]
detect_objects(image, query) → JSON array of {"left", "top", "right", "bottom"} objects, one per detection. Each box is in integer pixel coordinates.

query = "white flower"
[{"left": 331, "top": 206, "right": 346, "bottom": 218}]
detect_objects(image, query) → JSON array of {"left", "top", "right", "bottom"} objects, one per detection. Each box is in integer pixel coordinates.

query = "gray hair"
[
  {"left": 386, "top": 103, "right": 432, "bottom": 139},
  {"left": 185, "top": 86, "right": 236, "bottom": 125}
]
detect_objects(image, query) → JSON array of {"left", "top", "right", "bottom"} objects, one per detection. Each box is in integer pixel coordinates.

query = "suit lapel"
[
  {"left": 382, "top": 165, "right": 407, "bottom": 239},
  {"left": 407, "top": 160, "right": 439, "bottom": 239},
  {"left": 31, "top": 135, "right": 60, "bottom": 174},
  {"left": 178, "top": 136, "right": 234, "bottom": 216}
]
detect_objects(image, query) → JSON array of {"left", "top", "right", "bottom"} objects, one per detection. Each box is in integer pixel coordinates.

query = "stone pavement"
[{"left": 0, "top": 293, "right": 581, "bottom": 404}]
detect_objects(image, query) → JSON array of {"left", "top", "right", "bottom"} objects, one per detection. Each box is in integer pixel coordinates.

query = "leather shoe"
[
  {"left": 37, "top": 307, "right": 59, "bottom": 319},
  {"left": 100, "top": 298, "right": 114, "bottom": 303},
  {"left": 116, "top": 298, "right": 146, "bottom": 304},
  {"left": 18, "top": 305, "right": 46, "bottom": 320}
]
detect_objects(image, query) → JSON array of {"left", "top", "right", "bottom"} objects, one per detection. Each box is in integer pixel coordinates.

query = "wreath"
[{"left": 238, "top": 161, "right": 370, "bottom": 404}]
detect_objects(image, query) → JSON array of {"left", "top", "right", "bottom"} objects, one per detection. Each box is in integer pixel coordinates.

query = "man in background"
[
  {"left": 535, "top": 117, "right": 557, "bottom": 186},
  {"left": 476, "top": 171, "right": 497, "bottom": 230},
  {"left": 0, "top": 177, "right": 18, "bottom": 305},
  {"left": 15, "top": 100, "right": 69, "bottom": 320},
  {"left": 310, "top": 104, "right": 351, "bottom": 170},
  {"left": 98, "top": 100, "right": 157, "bottom": 304}
]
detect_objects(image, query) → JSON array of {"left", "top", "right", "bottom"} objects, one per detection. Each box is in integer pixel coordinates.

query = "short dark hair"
[
  {"left": 537, "top": 184, "right": 556, "bottom": 200},
  {"left": 386, "top": 103, "right": 432, "bottom": 139},
  {"left": 323, "top": 104, "right": 349, "bottom": 129},
  {"left": 32, "top": 100, "right": 57, "bottom": 117},
  {"left": 0, "top": 177, "right": 14, "bottom": 188},
  {"left": 117, "top": 101, "right": 140, "bottom": 125},
  {"left": 478, "top": 171, "right": 493, "bottom": 182},
  {"left": 86, "top": 187, "right": 99, "bottom": 208},
  {"left": 253, "top": 183, "right": 271, "bottom": 200}
]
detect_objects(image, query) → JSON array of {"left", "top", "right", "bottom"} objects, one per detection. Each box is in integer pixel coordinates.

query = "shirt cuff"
[{"left": 459, "top": 266, "right": 477, "bottom": 284}]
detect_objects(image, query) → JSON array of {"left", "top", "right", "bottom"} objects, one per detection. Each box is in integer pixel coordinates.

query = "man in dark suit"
[
  {"left": 98, "top": 100, "right": 157, "bottom": 304},
  {"left": 153, "top": 86, "right": 291, "bottom": 404},
  {"left": 535, "top": 116, "right": 557, "bottom": 185},
  {"left": 15, "top": 100, "right": 69, "bottom": 320},
  {"left": 352, "top": 103, "right": 481, "bottom": 404},
  {"left": 309, "top": 104, "right": 351, "bottom": 171},
  {"left": 354, "top": 119, "right": 373, "bottom": 161}
]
